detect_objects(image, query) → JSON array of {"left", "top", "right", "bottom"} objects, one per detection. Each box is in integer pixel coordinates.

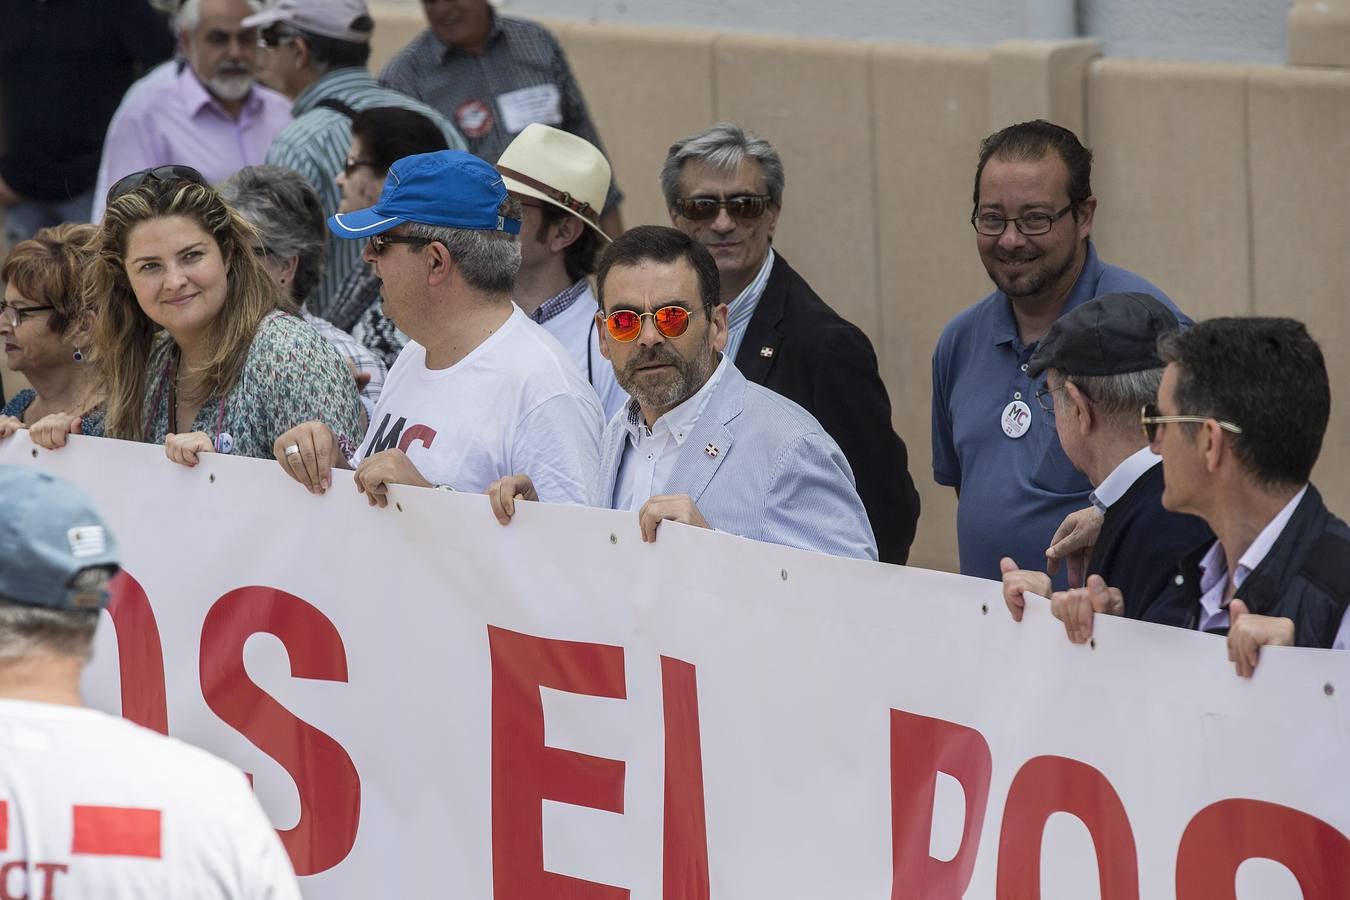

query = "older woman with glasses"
[
  {"left": 0, "top": 224, "right": 106, "bottom": 440},
  {"left": 30, "top": 165, "right": 363, "bottom": 466},
  {"left": 217, "top": 165, "right": 385, "bottom": 415}
]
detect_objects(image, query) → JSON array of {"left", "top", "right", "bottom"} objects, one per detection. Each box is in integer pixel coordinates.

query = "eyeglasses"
[
  {"left": 600, "top": 306, "right": 692, "bottom": 342},
  {"left": 1034, "top": 381, "right": 1068, "bottom": 412},
  {"left": 343, "top": 158, "right": 381, "bottom": 178},
  {"left": 0, "top": 303, "right": 56, "bottom": 328},
  {"left": 671, "top": 194, "right": 772, "bottom": 222},
  {"left": 1140, "top": 403, "right": 1244, "bottom": 443},
  {"left": 971, "top": 203, "right": 1075, "bottom": 237},
  {"left": 367, "top": 234, "right": 431, "bottom": 256},
  {"left": 107, "top": 165, "right": 208, "bottom": 205},
  {"left": 257, "top": 25, "right": 296, "bottom": 49}
]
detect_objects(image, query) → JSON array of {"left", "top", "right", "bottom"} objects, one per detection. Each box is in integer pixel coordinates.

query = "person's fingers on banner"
[
  {"left": 1227, "top": 599, "right": 1295, "bottom": 678},
  {"left": 637, "top": 494, "right": 710, "bottom": 543},
  {"left": 27, "top": 411, "right": 81, "bottom": 449},
  {"left": 0, "top": 415, "right": 25, "bottom": 439},
  {"left": 164, "top": 431, "right": 213, "bottom": 468},
  {"left": 488, "top": 474, "right": 538, "bottom": 525},
  {"left": 1000, "top": 557, "right": 1052, "bottom": 623},
  {"left": 273, "top": 421, "right": 335, "bottom": 494}
]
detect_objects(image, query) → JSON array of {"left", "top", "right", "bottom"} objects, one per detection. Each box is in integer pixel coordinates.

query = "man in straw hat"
[{"left": 497, "top": 123, "right": 627, "bottom": 420}]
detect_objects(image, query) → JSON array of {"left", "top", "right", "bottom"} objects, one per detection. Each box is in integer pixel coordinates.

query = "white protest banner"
[{"left": 1, "top": 432, "right": 1347, "bottom": 898}]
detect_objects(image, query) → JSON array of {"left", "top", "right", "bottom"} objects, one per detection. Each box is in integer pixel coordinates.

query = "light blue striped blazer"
[{"left": 590, "top": 363, "right": 878, "bottom": 561}]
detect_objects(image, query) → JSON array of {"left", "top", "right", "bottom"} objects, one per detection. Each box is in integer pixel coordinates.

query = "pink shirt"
[{"left": 92, "top": 62, "right": 291, "bottom": 220}]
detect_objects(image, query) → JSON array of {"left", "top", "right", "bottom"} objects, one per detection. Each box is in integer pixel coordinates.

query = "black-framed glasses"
[
  {"left": 1034, "top": 381, "right": 1068, "bottom": 412},
  {"left": 972, "top": 203, "right": 1075, "bottom": 237},
  {"left": 257, "top": 24, "right": 297, "bottom": 49},
  {"left": 106, "top": 165, "right": 208, "bottom": 205},
  {"left": 1141, "top": 403, "right": 1244, "bottom": 443},
  {"left": 342, "top": 158, "right": 381, "bottom": 178},
  {"left": 672, "top": 194, "right": 772, "bottom": 222},
  {"left": 0, "top": 303, "right": 56, "bottom": 328},
  {"left": 368, "top": 234, "right": 432, "bottom": 255}
]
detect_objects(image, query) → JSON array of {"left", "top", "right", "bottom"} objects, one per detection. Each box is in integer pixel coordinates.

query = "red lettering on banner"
[
  {"left": 71, "top": 805, "right": 161, "bottom": 858},
  {"left": 489, "top": 626, "right": 628, "bottom": 900},
  {"left": 996, "top": 755, "right": 1139, "bottom": 898},
  {"left": 397, "top": 425, "right": 437, "bottom": 454},
  {"left": 31, "top": 863, "right": 67, "bottom": 900},
  {"left": 105, "top": 572, "right": 169, "bottom": 735},
  {"left": 889, "top": 710, "right": 992, "bottom": 898},
  {"left": 0, "top": 799, "right": 6, "bottom": 851},
  {"left": 660, "top": 656, "right": 710, "bottom": 900},
  {"left": 199, "top": 587, "right": 361, "bottom": 876},
  {"left": 1176, "top": 798, "right": 1350, "bottom": 898},
  {"left": 0, "top": 861, "right": 24, "bottom": 900}
]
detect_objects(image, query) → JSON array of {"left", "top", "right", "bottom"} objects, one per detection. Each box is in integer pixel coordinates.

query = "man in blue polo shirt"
[{"left": 931, "top": 120, "right": 1186, "bottom": 588}]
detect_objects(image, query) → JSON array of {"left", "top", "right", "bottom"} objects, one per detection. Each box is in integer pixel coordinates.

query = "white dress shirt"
[
  {"left": 613, "top": 355, "right": 729, "bottom": 512},
  {"left": 1089, "top": 446, "right": 1161, "bottom": 512}
]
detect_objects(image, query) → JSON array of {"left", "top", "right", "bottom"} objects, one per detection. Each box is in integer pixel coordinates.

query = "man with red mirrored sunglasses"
[
  {"left": 658, "top": 122, "right": 919, "bottom": 565},
  {"left": 488, "top": 225, "right": 876, "bottom": 561}
]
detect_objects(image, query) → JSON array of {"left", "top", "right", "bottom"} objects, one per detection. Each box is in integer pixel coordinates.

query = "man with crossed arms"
[{"left": 488, "top": 225, "right": 876, "bottom": 560}]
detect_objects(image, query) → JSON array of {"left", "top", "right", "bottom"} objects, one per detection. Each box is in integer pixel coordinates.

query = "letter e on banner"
[
  {"left": 1176, "top": 799, "right": 1350, "bottom": 898},
  {"left": 489, "top": 626, "right": 628, "bottom": 900},
  {"left": 105, "top": 572, "right": 169, "bottom": 734},
  {"left": 996, "top": 755, "right": 1139, "bottom": 898},
  {"left": 199, "top": 587, "right": 361, "bottom": 876},
  {"left": 890, "top": 710, "right": 992, "bottom": 897}
]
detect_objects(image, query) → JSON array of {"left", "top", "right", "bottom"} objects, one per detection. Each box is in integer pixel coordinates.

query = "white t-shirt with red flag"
[{"left": 0, "top": 699, "right": 301, "bottom": 899}]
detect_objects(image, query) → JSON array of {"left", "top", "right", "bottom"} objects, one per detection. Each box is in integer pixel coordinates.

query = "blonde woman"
[
  {"left": 32, "top": 166, "right": 362, "bottom": 466},
  {"left": 0, "top": 224, "right": 105, "bottom": 439}
]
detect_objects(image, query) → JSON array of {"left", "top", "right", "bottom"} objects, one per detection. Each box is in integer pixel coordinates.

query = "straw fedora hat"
[{"left": 496, "top": 123, "right": 612, "bottom": 241}]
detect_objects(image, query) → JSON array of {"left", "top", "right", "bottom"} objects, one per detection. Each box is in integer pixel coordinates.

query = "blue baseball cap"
[
  {"left": 328, "top": 150, "right": 522, "bottom": 239},
  {"left": 0, "top": 467, "right": 120, "bottom": 611}
]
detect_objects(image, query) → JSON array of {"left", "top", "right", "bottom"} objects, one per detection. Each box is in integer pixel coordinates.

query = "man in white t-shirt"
[
  {"left": 0, "top": 467, "right": 300, "bottom": 899},
  {"left": 273, "top": 149, "right": 602, "bottom": 505},
  {"left": 497, "top": 123, "right": 628, "bottom": 421}
]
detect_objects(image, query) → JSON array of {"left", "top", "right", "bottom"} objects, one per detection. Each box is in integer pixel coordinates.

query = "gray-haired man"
[
  {"left": 0, "top": 467, "right": 301, "bottom": 897},
  {"left": 662, "top": 121, "right": 921, "bottom": 564}
]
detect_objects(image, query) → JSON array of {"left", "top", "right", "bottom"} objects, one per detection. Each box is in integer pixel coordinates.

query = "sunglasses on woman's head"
[
  {"left": 106, "top": 165, "right": 208, "bottom": 205},
  {"left": 600, "top": 306, "right": 692, "bottom": 342}
]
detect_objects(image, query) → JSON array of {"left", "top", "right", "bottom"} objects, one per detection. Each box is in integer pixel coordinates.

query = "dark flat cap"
[{"left": 1028, "top": 292, "right": 1180, "bottom": 378}]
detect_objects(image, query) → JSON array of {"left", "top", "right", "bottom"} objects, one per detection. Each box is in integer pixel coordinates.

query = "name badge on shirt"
[
  {"left": 496, "top": 84, "right": 563, "bottom": 135},
  {"left": 1001, "top": 400, "right": 1032, "bottom": 439}
]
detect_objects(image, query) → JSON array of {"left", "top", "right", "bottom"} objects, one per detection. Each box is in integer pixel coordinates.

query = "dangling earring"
[{"left": 73, "top": 348, "right": 85, "bottom": 362}]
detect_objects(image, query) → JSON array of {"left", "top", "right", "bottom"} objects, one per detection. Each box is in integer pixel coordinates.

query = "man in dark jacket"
[
  {"left": 1052, "top": 317, "right": 1349, "bottom": 676},
  {"left": 1000, "top": 292, "right": 1212, "bottom": 634},
  {"left": 661, "top": 121, "right": 920, "bottom": 564}
]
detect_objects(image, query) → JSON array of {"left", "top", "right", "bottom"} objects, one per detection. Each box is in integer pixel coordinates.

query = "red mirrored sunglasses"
[{"left": 601, "top": 306, "right": 691, "bottom": 342}]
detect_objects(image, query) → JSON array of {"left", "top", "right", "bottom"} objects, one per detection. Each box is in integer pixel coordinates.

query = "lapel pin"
[
  {"left": 705, "top": 443, "right": 720, "bottom": 458},
  {"left": 760, "top": 346, "right": 775, "bottom": 358}
]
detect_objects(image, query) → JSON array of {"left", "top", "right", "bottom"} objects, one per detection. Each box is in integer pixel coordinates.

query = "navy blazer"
[
  {"left": 734, "top": 254, "right": 920, "bottom": 564},
  {"left": 591, "top": 362, "right": 878, "bottom": 561}
]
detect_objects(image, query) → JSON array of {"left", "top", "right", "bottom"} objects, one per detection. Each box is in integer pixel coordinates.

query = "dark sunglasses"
[
  {"left": 343, "top": 157, "right": 381, "bottom": 178},
  {"left": 600, "top": 306, "right": 692, "bottom": 342},
  {"left": 671, "top": 194, "right": 772, "bottom": 222},
  {"left": 106, "top": 165, "right": 208, "bottom": 205},
  {"left": 1140, "top": 402, "right": 1244, "bottom": 443},
  {"left": 368, "top": 233, "right": 431, "bottom": 255},
  {"left": 257, "top": 24, "right": 297, "bottom": 49}
]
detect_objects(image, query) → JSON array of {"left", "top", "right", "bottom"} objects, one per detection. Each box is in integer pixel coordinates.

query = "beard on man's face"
[{"left": 616, "top": 337, "right": 717, "bottom": 414}]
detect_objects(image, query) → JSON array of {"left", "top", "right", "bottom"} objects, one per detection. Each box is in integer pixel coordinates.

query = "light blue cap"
[{"left": 0, "top": 467, "right": 120, "bottom": 610}]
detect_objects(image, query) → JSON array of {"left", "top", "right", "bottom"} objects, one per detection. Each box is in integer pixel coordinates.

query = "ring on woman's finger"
[{"left": 284, "top": 443, "right": 301, "bottom": 457}]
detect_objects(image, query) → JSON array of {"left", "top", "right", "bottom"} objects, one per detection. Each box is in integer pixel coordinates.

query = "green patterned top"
[{"left": 141, "top": 311, "right": 363, "bottom": 460}]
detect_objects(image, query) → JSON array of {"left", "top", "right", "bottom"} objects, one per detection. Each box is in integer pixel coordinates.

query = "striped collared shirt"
[
  {"left": 529, "top": 279, "right": 589, "bottom": 325},
  {"left": 723, "top": 248, "right": 776, "bottom": 362},
  {"left": 265, "top": 68, "right": 465, "bottom": 320}
]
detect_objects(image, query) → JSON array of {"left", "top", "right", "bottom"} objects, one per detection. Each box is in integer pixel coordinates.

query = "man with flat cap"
[
  {"left": 0, "top": 467, "right": 301, "bottom": 898},
  {"left": 1000, "top": 292, "right": 1212, "bottom": 640},
  {"left": 272, "top": 149, "right": 602, "bottom": 507},
  {"left": 498, "top": 123, "right": 628, "bottom": 420}
]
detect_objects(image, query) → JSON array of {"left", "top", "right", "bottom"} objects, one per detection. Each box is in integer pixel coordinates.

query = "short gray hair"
[
  {"left": 404, "top": 195, "right": 522, "bottom": 295},
  {"left": 217, "top": 165, "right": 327, "bottom": 306},
  {"left": 177, "top": 0, "right": 264, "bottom": 34},
  {"left": 1061, "top": 366, "right": 1164, "bottom": 422},
  {"left": 0, "top": 600, "right": 100, "bottom": 662},
  {"left": 659, "top": 121, "right": 786, "bottom": 209}
]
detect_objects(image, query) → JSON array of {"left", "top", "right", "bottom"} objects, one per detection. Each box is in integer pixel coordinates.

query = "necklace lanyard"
[{"left": 151, "top": 349, "right": 226, "bottom": 446}]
